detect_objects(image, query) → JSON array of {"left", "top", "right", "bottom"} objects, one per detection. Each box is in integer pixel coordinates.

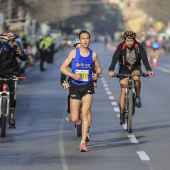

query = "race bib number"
[{"left": 76, "top": 70, "right": 89, "bottom": 81}]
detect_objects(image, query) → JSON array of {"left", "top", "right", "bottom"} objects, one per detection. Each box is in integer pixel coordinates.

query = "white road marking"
[
  {"left": 128, "top": 135, "right": 139, "bottom": 143},
  {"left": 103, "top": 84, "right": 108, "bottom": 87},
  {"left": 156, "top": 66, "right": 170, "bottom": 73},
  {"left": 137, "top": 151, "right": 150, "bottom": 161},
  {"left": 122, "top": 123, "right": 127, "bottom": 129},
  {"left": 111, "top": 101, "right": 117, "bottom": 106},
  {"left": 114, "top": 107, "right": 119, "bottom": 112},
  {"left": 109, "top": 96, "right": 114, "bottom": 100},
  {"left": 59, "top": 119, "right": 68, "bottom": 170},
  {"left": 106, "top": 91, "right": 112, "bottom": 95},
  {"left": 105, "top": 87, "right": 110, "bottom": 91}
]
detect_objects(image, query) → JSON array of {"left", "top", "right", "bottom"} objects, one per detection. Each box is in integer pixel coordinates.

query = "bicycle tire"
[
  {"left": 127, "top": 90, "right": 133, "bottom": 133},
  {"left": 1, "top": 98, "right": 7, "bottom": 137}
]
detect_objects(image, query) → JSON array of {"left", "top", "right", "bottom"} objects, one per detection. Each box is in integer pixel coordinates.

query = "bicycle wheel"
[
  {"left": 1, "top": 98, "right": 7, "bottom": 137},
  {"left": 127, "top": 90, "right": 133, "bottom": 133}
]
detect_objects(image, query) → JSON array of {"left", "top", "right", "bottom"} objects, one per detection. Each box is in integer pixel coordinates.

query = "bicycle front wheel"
[
  {"left": 1, "top": 98, "right": 7, "bottom": 137},
  {"left": 127, "top": 90, "right": 133, "bottom": 133}
]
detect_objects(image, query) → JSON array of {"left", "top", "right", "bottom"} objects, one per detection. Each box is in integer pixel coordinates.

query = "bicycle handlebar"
[
  {"left": 113, "top": 73, "right": 149, "bottom": 78},
  {"left": 0, "top": 76, "right": 26, "bottom": 81}
]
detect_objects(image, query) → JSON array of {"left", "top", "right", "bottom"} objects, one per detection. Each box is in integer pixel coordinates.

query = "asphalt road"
[{"left": 0, "top": 42, "right": 170, "bottom": 170}]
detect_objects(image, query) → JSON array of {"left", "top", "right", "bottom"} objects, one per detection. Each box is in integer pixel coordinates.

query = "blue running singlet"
[{"left": 71, "top": 48, "right": 94, "bottom": 85}]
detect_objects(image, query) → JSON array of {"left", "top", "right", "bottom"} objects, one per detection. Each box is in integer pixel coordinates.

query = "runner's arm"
[
  {"left": 60, "top": 50, "right": 81, "bottom": 80},
  {"left": 60, "top": 50, "right": 75, "bottom": 78},
  {"left": 93, "top": 51, "right": 102, "bottom": 77}
]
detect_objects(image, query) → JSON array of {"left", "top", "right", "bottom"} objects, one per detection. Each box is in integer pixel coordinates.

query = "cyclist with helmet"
[
  {"left": 0, "top": 32, "right": 28, "bottom": 128},
  {"left": 108, "top": 31, "right": 154, "bottom": 125}
]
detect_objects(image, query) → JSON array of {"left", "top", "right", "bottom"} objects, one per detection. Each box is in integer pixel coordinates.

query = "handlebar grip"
[{"left": 18, "top": 76, "right": 26, "bottom": 80}]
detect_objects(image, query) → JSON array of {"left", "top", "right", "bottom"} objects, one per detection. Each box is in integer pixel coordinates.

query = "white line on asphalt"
[
  {"left": 122, "top": 123, "right": 127, "bottom": 130},
  {"left": 128, "top": 135, "right": 139, "bottom": 143},
  {"left": 103, "top": 84, "right": 108, "bottom": 87},
  {"left": 136, "top": 151, "right": 150, "bottom": 161},
  {"left": 106, "top": 91, "right": 112, "bottom": 95},
  {"left": 156, "top": 66, "right": 170, "bottom": 73},
  {"left": 59, "top": 119, "right": 68, "bottom": 170},
  {"left": 111, "top": 101, "right": 117, "bottom": 106},
  {"left": 105, "top": 87, "right": 110, "bottom": 91},
  {"left": 109, "top": 96, "right": 114, "bottom": 100},
  {"left": 114, "top": 107, "right": 119, "bottom": 112}
]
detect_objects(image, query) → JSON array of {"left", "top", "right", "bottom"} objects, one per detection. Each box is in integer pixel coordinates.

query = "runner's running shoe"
[{"left": 79, "top": 143, "right": 88, "bottom": 152}]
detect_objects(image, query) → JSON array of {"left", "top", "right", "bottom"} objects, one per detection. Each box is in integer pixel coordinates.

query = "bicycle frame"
[
  {"left": 0, "top": 76, "right": 26, "bottom": 137},
  {"left": 124, "top": 77, "right": 135, "bottom": 115},
  {"left": 114, "top": 73, "right": 149, "bottom": 133},
  {"left": 0, "top": 80, "right": 11, "bottom": 118}
]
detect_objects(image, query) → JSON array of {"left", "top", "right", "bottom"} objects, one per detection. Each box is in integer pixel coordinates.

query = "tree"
[{"left": 137, "top": 0, "right": 170, "bottom": 23}]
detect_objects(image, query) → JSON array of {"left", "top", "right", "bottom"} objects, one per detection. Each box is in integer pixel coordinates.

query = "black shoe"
[
  {"left": 119, "top": 114, "right": 125, "bottom": 125},
  {"left": 9, "top": 118, "right": 16, "bottom": 129},
  {"left": 135, "top": 97, "right": 142, "bottom": 108}
]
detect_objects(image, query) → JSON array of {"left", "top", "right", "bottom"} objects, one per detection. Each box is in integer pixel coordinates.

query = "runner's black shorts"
[
  {"left": 69, "top": 82, "right": 94, "bottom": 100},
  {"left": 119, "top": 66, "right": 142, "bottom": 81}
]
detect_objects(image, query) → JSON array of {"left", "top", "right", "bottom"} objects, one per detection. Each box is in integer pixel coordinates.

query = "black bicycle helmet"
[{"left": 123, "top": 31, "right": 136, "bottom": 39}]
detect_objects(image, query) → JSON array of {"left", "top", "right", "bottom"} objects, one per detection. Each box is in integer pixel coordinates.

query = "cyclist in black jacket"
[
  {"left": 0, "top": 32, "right": 28, "bottom": 128},
  {"left": 108, "top": 31, "right": 154, "bottom": 124}
]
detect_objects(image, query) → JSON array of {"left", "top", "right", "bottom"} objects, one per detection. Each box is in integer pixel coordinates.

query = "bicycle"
[
  {"left": 114, "top": 73, "right": 149, "bottom": 133},
  {"left": 0, "top": 76, "right": 26, "bottom": 137}
]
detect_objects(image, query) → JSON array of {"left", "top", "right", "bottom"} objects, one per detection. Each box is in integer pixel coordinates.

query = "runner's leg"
[{"left": 81, "top": 94, "right": 93, "bottom": 142}]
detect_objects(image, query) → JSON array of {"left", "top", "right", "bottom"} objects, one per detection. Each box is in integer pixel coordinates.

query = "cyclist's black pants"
[{"left": 0, "top": 80, "right": 16, "bottom": 108}]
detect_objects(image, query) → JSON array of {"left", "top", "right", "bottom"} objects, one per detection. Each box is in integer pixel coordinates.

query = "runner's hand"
[
  {"left": 62, "top": 82, "right": 70, "bottom": 89},
  {"left": 92, "top": 73, "right": 98, "bottom": 80},
  {"left": 72, "top": 73, "right": 81, "bottom": 80}
]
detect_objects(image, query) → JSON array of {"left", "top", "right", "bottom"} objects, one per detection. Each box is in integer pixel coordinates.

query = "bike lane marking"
[
  {"left": 156, "top": 66, "right": 170, "bottom": 73},
  {"left": 136, "top": 151, "right": 150, "bottom": 161},
  {"left": 101, "top": 77, "right": 150, "bottom": 162},
  {"left": 59, "top": 118, "right": 68, "bottom": 170},
  {"left": 127, "top": 135, "right": 139, "bottom": 143}
]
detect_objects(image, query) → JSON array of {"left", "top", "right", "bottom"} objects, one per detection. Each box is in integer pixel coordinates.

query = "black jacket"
[
  {"left": 0, "top": 44, "right": 28, "bottom": 77},
  {"left": 109, "top": 41, "right": 152, "bottom": 71}
]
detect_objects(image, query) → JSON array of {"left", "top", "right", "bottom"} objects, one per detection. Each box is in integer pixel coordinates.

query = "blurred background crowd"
[{"left": 0, "top": 0, "right": 170, "bottom": 73}]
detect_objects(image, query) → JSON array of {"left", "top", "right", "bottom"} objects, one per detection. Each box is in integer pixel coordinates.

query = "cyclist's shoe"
[
  {"left": 66, "top": 114, "right": 71, "bottom": 122},
  {"left": 119, "top": 114, "right": 125, "bottom": 125},
  {"left": 9, "top": 118, "right": 16, "bottom": 129},
  {"left": 135, "top": 97, "right": 142, "bottom": 108},
  {"left": 86, "top": 133, "right": 90, "bottom": 143},
  {"left": 79, "top": 143, "right": 88, "bottom": 152},
  {"left": 75, "top": 119, "right": 81, "bottom": 126}
]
